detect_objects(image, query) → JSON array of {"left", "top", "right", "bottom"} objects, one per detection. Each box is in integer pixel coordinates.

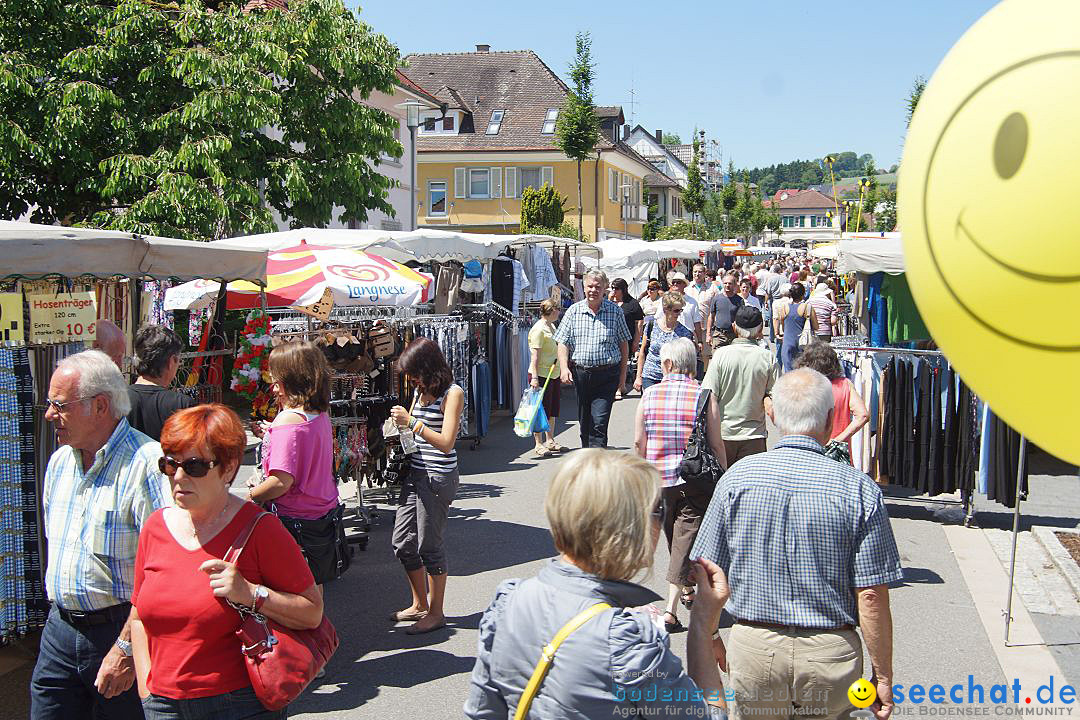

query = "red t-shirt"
[{"left": 132, "top": 502, "right": 315, "bottom": 699}]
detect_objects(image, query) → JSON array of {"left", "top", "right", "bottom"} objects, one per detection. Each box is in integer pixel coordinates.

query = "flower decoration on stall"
[{"left": 231, "top": 309, "right": 274, "bottom": 415}]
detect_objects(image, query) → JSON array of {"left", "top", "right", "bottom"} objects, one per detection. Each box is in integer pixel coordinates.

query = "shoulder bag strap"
[
  {"left": 514, "top": 602, "right": 612, "bottom": 720},
  {"left": 682, "top": 388, "right": 711, "bottom": 456},
  {"left": 224, "top": 510, "right": 270, "bottom": 565}
]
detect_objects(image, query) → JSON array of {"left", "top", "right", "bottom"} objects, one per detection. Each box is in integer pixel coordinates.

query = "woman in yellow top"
[{"left": 528, "top": 299, "right": 565, "bottom": 458}]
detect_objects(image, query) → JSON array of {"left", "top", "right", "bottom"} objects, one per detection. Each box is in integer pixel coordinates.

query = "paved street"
[{"left": 3, "top": 386, "right": 1076, "bottom": 719}]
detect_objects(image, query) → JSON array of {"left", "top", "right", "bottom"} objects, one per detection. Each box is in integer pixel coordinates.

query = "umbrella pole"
[{"left": 1003, "top": 435, "right": 1027, "bottom": 646}]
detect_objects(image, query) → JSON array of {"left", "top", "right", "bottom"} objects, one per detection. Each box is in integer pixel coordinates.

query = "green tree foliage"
[
  {"left": 906, "top": 75, "right": 927, "bottom": 128},
  {"left": 701, "top": 191, "right": 724, "bottom": 238},
  {"left": 743, "top": 151, "right": 879, "bottom": 197},
  {"left": 682, "top": 136, "right": 705, "bottom": 239},
  {"left": 519, "top": 184, "right": 565, "bottom": 232},
  {"left": 642, "top": 184, "right": 661, "bottom": 241},
  {"left": 661, "top": 132, "right": 682, "bottom": 146},
  {"left": 876, "top": 186, "right": 897, "bottom": 232},
  {"left": 656, "top": 221, "right": 699, "bottom": 241},
  {"left": 554, "top": 32, "right": 599, "bottom": 242},
  {"left": 0, "top": 0, "right": 401, "bottom": 240}
]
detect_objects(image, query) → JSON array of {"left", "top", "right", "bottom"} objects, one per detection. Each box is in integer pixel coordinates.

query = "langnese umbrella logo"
[{"left": 325, "top": 263, "right": 392, "bottom": 283}]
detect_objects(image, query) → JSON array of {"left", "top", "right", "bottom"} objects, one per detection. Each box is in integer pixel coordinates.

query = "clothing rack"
[{"left": 832, "top": 342, "right": 975, "bottom": 525}]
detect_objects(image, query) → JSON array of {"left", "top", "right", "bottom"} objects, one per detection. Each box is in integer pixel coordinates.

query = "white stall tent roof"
[
  {"left": 589, "top": 239, "right": 664, "bottom": 269},
  {"left": 211, "top": 228, "right": 600, "bottom": 263},
  {"left": 648, "top": 238, "right": 725, "bottom": 258},
  {"left": 837, "top": 232, "right": 905, "bottom": 274},
  {"left": 0, "top": 221, "right": 267, "bottom": 282},
  {"left": 809, "top": 243, "right": 839, "bottom": 260}
]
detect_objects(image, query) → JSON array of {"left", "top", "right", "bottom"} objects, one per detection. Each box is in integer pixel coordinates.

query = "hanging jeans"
[
  {"left": 570, "top": 364, "right": 620, "bottom": 448},
  {"left": 472, "top": 360, "right": 491, "bottom": 438}
]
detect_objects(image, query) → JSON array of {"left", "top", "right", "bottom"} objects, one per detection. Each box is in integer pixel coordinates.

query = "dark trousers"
[
  {"left": 141, "top": 687, "right": 284, "bottom": 719},
  {"left": 31, "top": 605, "right": 144, "bottom": 720},
  {"left": 660, "top": 484, "right": 712, "bottom": 586},
  {"left": 571, "top": 364, "right": 620, "bottom": 448}
]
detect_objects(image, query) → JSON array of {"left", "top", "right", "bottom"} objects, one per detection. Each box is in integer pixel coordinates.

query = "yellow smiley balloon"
[
  {"left": 900, "top": 0, "right": 1080, "bottom": 465},
  {"left": 848, "top": 678, "right": 877, "bottom": 709}
]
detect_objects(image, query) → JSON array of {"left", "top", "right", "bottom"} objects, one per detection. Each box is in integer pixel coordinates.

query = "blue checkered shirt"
[
  {"left": 43, "top": 418, "right": 169, "bottom": 611},
  {"left": 690, "top": 435, "right": 903, "bottom": 628},
  {"left": 553, "top": 298, "right": 631, "bottom": 367}
]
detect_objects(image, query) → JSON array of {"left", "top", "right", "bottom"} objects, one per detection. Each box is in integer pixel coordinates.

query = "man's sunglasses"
[{"left": 158, "top": 456, "right": 219, "bottom": 478}]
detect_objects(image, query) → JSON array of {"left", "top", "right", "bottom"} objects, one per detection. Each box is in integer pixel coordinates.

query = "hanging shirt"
[{"left": 528, "top": 246, "right": 559, "bottom": 302}]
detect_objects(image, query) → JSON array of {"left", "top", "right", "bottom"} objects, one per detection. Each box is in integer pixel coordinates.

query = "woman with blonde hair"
[
  {"left": 527, "top": 298, "right": 565, "bottom": 457},
  {"left": 465, "top": 450, "right": 729, "bottom": 719}
]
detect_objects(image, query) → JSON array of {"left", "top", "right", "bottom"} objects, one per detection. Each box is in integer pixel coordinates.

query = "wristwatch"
[
  {"left": 251, "top": 584, "right": 269, "bottom": 612},
  {"left": 115, "top": 638, "right": 133, "bottom": 657}
]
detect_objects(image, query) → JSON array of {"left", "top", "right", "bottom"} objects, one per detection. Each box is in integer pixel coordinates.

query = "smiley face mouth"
[
  {"left": 957, "top": 211, "right": 1080, "bottom": 282},
  {"left": 852, "top": 691, "right": 872, "bottom": 700}
]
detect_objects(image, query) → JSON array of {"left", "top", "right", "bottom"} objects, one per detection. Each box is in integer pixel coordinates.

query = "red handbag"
[{"left": 224, "top": 511, "right": 340, "bottom": 711}]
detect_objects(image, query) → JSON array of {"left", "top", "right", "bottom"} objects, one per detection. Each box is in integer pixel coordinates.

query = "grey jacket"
[{"left": 464, "top": 559, "right": 723, "bottom": 719}]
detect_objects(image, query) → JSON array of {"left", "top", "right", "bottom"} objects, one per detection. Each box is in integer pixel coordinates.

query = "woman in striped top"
[{"left": 389, "top": 338, "right": 464, "bottom": 635}]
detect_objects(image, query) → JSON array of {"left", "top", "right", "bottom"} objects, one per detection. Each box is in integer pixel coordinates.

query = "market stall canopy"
[
  {"left": 0, "top": 221, "right": 267, "bottom": 282},
  {"left": 837, "top": 232, "right": 905, "bottom": 274},
  {"left": 648, "top": 238, "right": 725, "bottom": 258},
  {"left": 164, "top": 243, "right": 432, "bottom": 310},
  {"left": 589, "top": 239, "right": 663, "bottom": 269},
  {"left": 210, "top": 228, "right": 600, "bottom": 263},
  {"left": 809, "top": 243, "right": 839, "bottom": 260}
]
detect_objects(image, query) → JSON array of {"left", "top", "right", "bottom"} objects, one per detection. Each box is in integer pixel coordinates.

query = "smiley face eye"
[{"left": 994, "top": 112, "right": 1028, "bottom": 180}]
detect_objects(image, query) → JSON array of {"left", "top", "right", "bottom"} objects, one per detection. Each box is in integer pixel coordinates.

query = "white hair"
[
  {"left": 771, "top": 368, "right": 833, "bottom": 436},
  {"left": 56, "top": 349, "right": 132, "bottom": 419},
  {"left": 582, "top": 268, "right": 609, "bottom": 287},
  {"left": 659, "top": 337, "right": 697, "bottom": 376},
  {"left": 734, "top": 322, "right": 762, "bottom": 339}
]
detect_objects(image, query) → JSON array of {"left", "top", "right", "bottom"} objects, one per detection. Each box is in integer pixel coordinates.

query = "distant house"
[
  {"left": 627, "top": 127, "right": 687, "bottom": 228},
  {"left": 761, "top": 189, "right": 841, "bottom": 247},
  {"left": 401, "top": 46, "right": 656, "bottom": 239}
]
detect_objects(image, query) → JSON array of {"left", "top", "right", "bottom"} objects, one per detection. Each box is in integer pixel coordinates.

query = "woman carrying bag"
[
  {"left": 131, "top": 405, "right": 324, "bottom": 719},
  {"left": 527, "top": 299, "right": 565, "bottom": 457},
  {"left": 388, "top": 338, "right": 464, "bottom": 635}
]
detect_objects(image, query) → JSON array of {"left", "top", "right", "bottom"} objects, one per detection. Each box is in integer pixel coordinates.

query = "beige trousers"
[{"left": 728, "top": 624, "right": 863, "bottom": 720}]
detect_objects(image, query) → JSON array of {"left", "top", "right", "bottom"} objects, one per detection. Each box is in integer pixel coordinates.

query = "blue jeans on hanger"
[{"left": 472, "top": 360, "right": 491, "bottom": 437}]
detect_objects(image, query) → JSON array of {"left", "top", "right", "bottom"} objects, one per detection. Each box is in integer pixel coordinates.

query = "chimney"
[
  {"left": 622, "top": 123, "right": 630, "bottom": 141},
  {"left": 656, "top": 129, "right": 663, "bottom": 144},
  {"left": 475, "top": 44, "right": 490, "bottom": 52}
]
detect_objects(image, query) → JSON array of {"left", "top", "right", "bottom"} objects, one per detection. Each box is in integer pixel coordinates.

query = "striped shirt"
[
  {"left": 641, "top": 374, "right": 704, "bottom": 487},
  {"left": 411, "top": 385, "right": 462, "bottom": 475},
  {"left": 807, "top": 294, "right": 837, "bottom": 335},
  {"left": 43, "top": 419, "right": 169, "bottom": 611},
  {"left": 690, "top": 435, "right": 903, "bottom": 628},
  {"left": 553, "top": 299, "right": 631, "bottom": 367}
]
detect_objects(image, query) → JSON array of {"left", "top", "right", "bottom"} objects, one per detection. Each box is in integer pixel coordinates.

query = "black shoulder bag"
[{"left": 677, "top": 388, "right": 724, "bottom": 491}]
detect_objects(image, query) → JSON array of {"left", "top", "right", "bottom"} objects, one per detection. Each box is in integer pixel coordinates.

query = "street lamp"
[
  {"left": 395, "top": 100, "right": 425, "bottom": 231},
  {"left": 620, "top": 182, "right": 633, "bottom": 240}
]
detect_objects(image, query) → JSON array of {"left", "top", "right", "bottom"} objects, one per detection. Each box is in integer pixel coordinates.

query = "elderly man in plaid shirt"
[
  {"left": 31, "top": 350, "right": 169, "bottom": 719},
  {"left": 691, "top": 368, "right": 903, "bottom": 720},
  {"left": 555, "top": 269, "right": 631, "bottom": 448}
]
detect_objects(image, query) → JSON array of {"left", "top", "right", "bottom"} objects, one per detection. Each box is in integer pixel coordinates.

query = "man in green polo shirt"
[{"left": 701, "top": 306, "right": 780, "bottom": 465}]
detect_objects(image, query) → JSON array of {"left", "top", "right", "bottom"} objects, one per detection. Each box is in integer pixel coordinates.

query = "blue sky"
[{"left": 351, "top": 1, "right": 999, "bottom": 172}]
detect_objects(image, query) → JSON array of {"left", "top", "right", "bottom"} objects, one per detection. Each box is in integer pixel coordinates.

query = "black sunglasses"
[{"left": 158, "top": 456, "right": 219, "bottom": 478}]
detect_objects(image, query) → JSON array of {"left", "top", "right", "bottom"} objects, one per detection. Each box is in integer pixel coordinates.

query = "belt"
[
  {"left": 56, "top": 602, "right": 131, "bottom": 628},
  {"left": 733, "top": 617, "right": 855, "bottom": 633},
  {"left": 573, "top": 363, "right": 617, "bottom": 371}
]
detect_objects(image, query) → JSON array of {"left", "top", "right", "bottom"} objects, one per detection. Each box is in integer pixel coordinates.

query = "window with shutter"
[
  {"left": 505, "top": 167, "right": 518, "bottom": 198},
  {"left": 541, "top": 166, "right": 553, "bottom": 188},
  {"left": 454, "top": 168, "right": 466, "bottom": 198},
  {"left": 490, "top": 168, "right": 501, "bottom": 198}
]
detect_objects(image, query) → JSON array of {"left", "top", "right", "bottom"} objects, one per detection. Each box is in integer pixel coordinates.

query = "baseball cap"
[
  {"left": 668, "top": 272, "right": 688, "bottom": 285},
  {"left": 734, "top": 305, "right": 763, "bottom": 329}
]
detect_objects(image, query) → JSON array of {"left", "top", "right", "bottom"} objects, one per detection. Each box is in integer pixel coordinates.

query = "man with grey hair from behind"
[
  {"left": 691, "top": 367, "right": 903, "bottom": 720},
  {"left": 31, "top": 350, "right": 170, "bottom": 720},
  {"left": 93, "top": 319, "right": 127, "bottom": 370}
]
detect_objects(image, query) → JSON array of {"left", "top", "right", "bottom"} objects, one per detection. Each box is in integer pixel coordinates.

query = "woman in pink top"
[
  {"left": 248, "top": 342, "right": 341, "bottom": 583},
  {"left": 794, "top": 342, "right": 869, "bottom": 458}
]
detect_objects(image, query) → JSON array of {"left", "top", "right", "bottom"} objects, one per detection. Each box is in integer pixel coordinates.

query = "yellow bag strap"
[{"left": 514, "top": 602, "right": 612, "bottom": 720}]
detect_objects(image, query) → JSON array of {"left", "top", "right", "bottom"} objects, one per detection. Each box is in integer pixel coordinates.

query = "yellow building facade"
[{"left": 416, "top": 149, "right": 651, "bottom": 240}]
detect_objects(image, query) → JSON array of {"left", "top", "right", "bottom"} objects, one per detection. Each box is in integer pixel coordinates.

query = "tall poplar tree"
[{"left": 554, "top": 32, "right": 599, "bottom": 242}]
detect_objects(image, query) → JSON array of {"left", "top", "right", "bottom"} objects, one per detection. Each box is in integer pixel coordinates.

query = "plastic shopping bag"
[{"left": 513, "top": 388, "right": 545, "bottom": 437}]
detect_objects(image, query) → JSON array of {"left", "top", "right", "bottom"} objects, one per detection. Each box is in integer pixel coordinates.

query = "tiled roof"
[
  {"left": 394, "top": 69, "right": 441, "bottom": 107},
  {"left": 773, "top": 188, "right": 801, "bottom": 202},
  {"left": 243, "top": 0, "right": 287, "bottom": 11},
  {"left": 595, "top": 106, "right": 625, "bottom": 121},
  {"left": 772, "top": 189, "right": 837, "bottom": 210},
  {"left": 403, "top": 50, "right": 580, "bottom": 151},
  {"left": 434, "top": 86, "right": 471, "bottom": 112},
  {"left": 644, "top": 172, "right": 679, "bottom": 188}
]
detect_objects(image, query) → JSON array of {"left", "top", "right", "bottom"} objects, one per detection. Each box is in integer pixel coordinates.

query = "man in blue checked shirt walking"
[
  {"left": 555, "top": 269, "right": 631, "bottom": 448},
  {"left": 31, "top": 350, "right": 169, "bottom": 720},
  {"left": 691, "top": 368, "right": 903, "bottom": 720}
]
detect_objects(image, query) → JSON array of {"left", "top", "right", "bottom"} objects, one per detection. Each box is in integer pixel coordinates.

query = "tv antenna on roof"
[{"left": 627, "top": 69, "right": 638, "bottom": 128}]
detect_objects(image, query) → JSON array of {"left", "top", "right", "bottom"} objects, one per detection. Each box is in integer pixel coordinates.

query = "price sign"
[
  {"left": 0, "top": 293, "right": 24, "bottom": 343},
  {"left": 27, "top": 292, "right": 98, "bottom": 344}
]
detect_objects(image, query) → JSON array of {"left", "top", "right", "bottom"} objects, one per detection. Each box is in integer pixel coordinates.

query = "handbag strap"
[
  {"left": 224, "top": 510, "right": 271, "bottom": 565},
  {"left": 514, "top": 602, "right": 612, "bottom": 720},
  {"left": 683, "top": 388, "right": 711, "bottom": 452}
]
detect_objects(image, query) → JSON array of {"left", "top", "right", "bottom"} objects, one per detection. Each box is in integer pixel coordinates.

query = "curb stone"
[{"left": 1033, "top": 525, "right": 1080, "bottom": 603}]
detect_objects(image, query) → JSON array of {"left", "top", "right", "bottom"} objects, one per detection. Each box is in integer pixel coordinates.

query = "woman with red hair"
[{"left": 129, "top": 404, "right": 323, "bottom": 719}]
